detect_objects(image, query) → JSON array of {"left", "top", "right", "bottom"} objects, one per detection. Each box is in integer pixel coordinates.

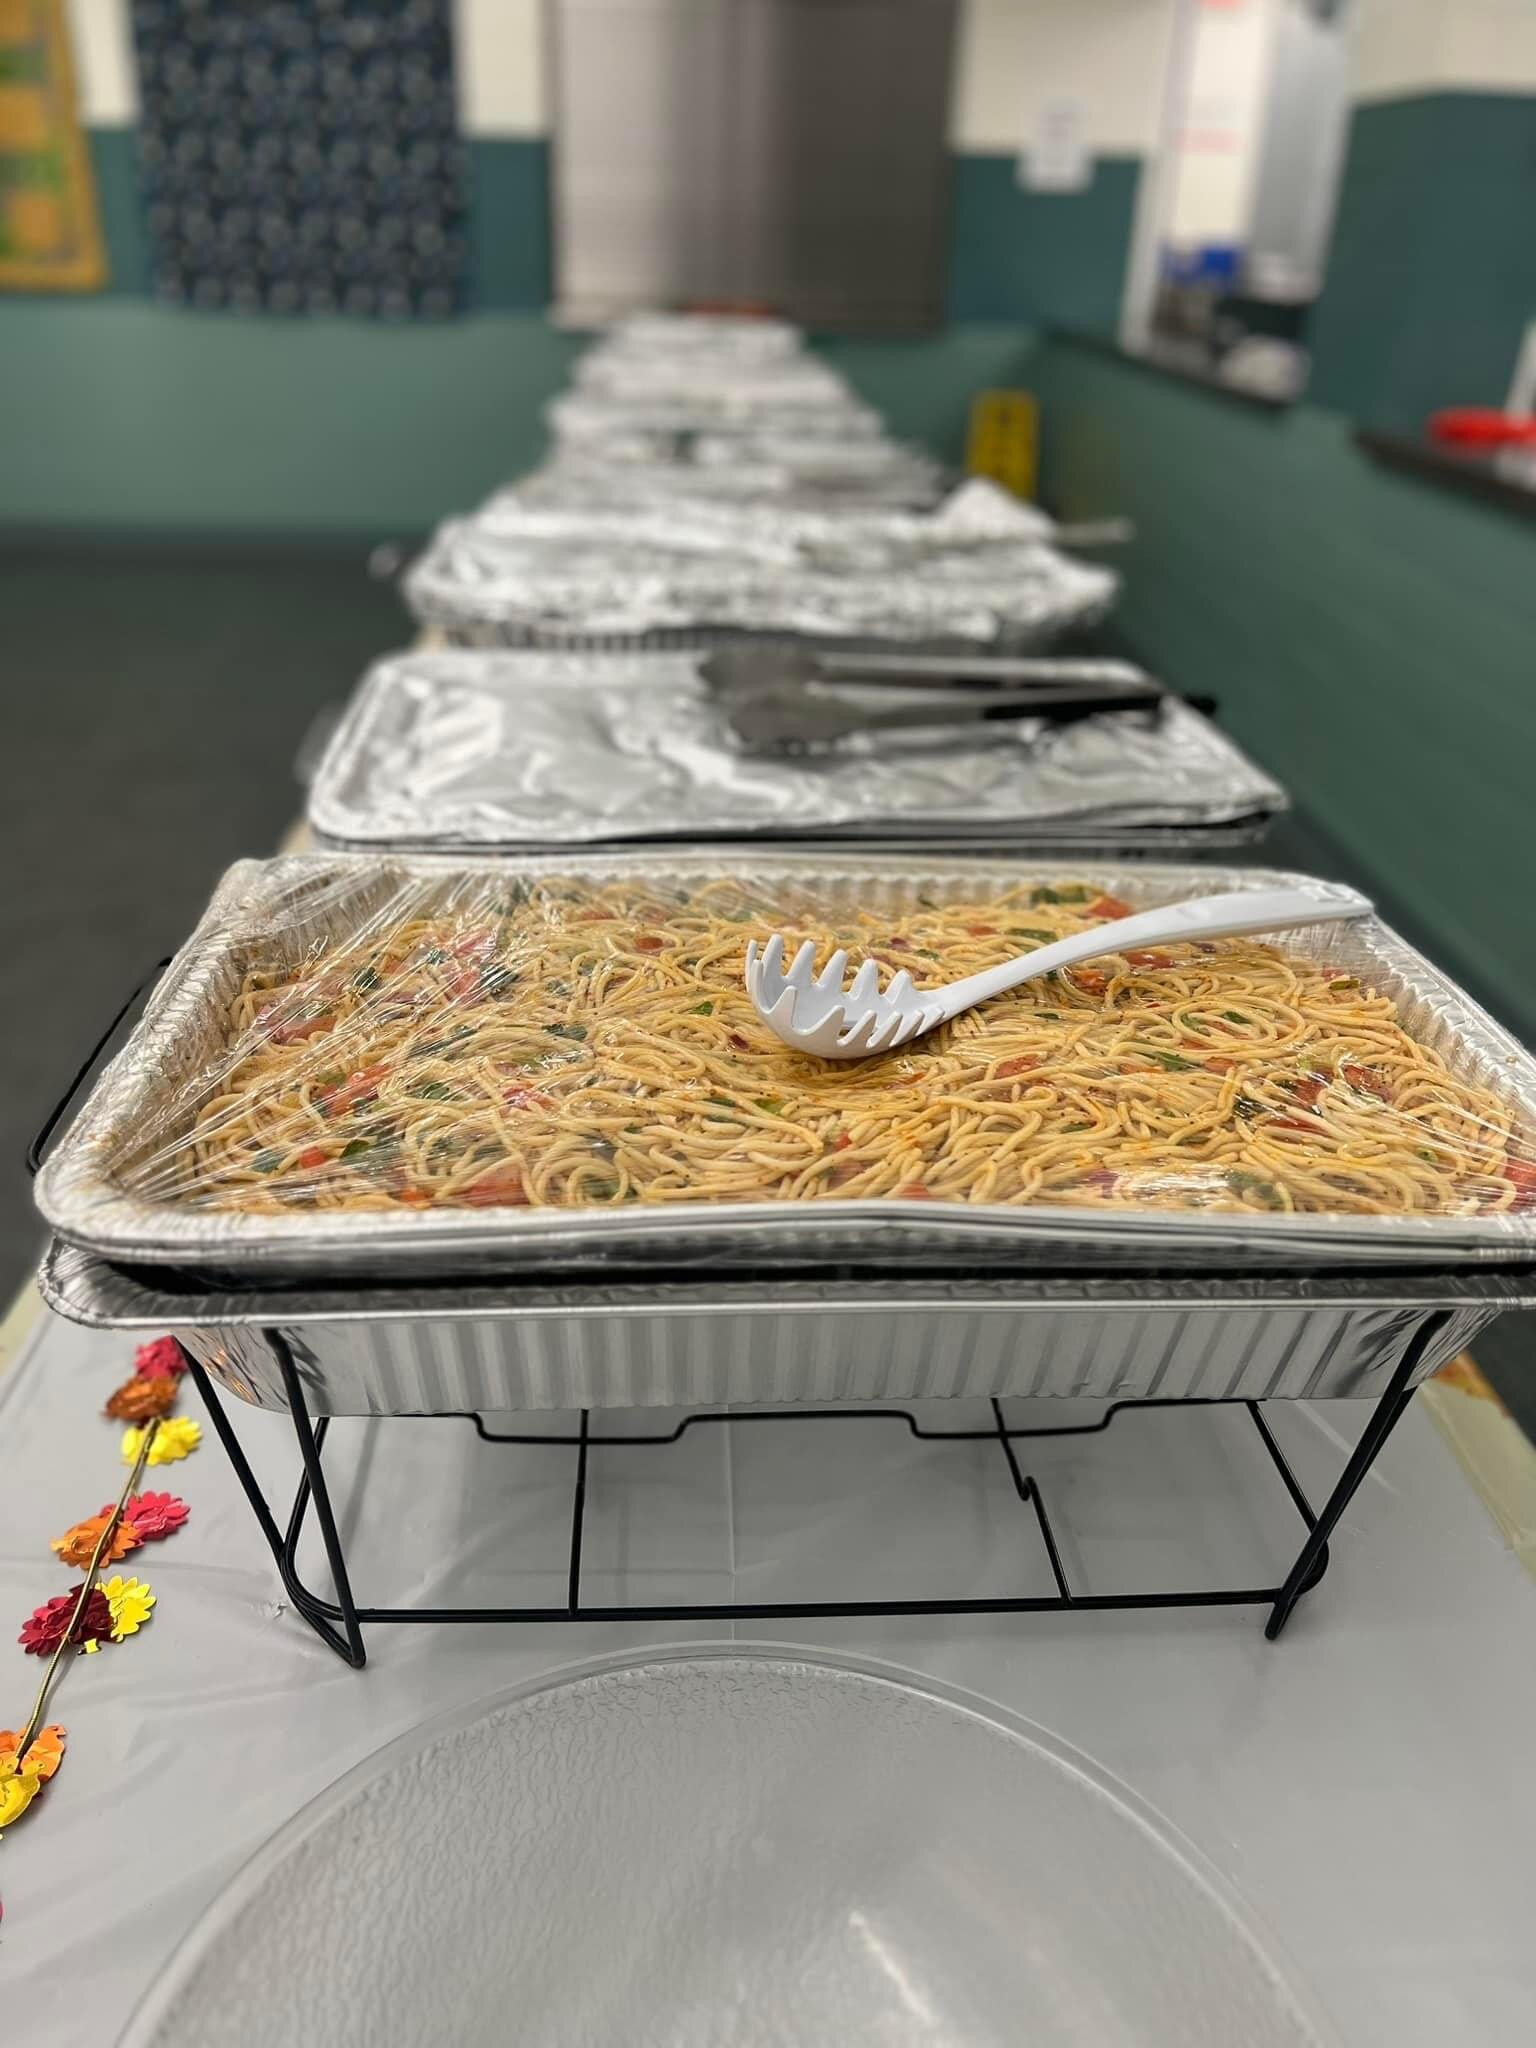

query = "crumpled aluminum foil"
[
  {"left": 308, "top": 648, "right": 1287, "bottom": 848},
  {"left": 548, "top": 389, "right": 886, "bottom": 444},
  {"left": 471, "top": 477, "right": 1056, "bottom": 572},
  {"left": 397, "top": 499, "right": 1122, "bottom": 643}
]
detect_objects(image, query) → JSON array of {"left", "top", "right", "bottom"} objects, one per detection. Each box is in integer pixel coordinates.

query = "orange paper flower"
[
  {"left": 51, "top": 1510, "right": 143, "bottom": 1572},
  {"left": 0, "top": 1724, "right": 66, "bottom": 1782},
  {"left": 105, "top": 1375, "right": 179, "bottom": 1423}
]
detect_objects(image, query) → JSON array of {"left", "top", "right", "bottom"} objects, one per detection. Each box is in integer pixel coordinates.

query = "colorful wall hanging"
[{"left": 0, "top": 0, "right": 106, "bottom": 290}]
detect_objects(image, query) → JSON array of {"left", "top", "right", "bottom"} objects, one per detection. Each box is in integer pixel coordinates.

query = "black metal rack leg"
[
  {"left": 183, "top": 1314, "right": 1452, "bottom": 1665},
  {"left": 1262, "top": 1310, "right": 1448, "bottom": 1641}
]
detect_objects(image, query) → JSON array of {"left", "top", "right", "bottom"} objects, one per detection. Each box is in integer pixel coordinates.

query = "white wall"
[
  {"left": 1163, "top": 0, "right": 1279, "bottom": 248},
  {"left": 949, "top": 0, "right": 1176, "bottom": 153},
  {"left": 1353, "top": 0, "right": 1536, "bottom": 101},
  {"left": 64, "top": 0, "right": 137, "bottom": 123}
]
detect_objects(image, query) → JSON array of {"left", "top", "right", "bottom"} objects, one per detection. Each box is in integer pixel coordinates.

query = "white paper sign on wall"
[{"left": 1018, "top": 100, "right": 1092, "bottom": 194}]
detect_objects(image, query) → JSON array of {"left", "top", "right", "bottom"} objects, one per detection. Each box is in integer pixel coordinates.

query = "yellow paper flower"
[
  {"left": 101, "top": 1575, "right": 156, "bottom": 1640},
  {"left": 0, "top": 1762, "right": 42, "bottom": 1832},
  {"left": 121, "top": 1415, "right": 202, "bottom": 1467}
]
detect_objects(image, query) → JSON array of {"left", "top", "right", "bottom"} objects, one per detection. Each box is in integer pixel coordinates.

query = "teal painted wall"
[
  {"left": 467, "top": 138, "right": 550, "bottom": 310},
  {"left": 1034, "top": 335, "right": 1536, "bottom": 1040},
  {"left": 1309, "top": 93, "right": 1536, "bottom": 433},
  {"left": 947, "top": 153, "right": 1140, "bottom": 337},
  {"left": 0, "top": 301, "right": 584, "bottom": 534}
]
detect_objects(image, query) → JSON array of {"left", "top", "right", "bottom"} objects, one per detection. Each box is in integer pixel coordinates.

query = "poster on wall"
[
  {"left": 0, "top": 0, "right": 106, "bottom": 291},
  {"left": 130, "top": 0, "right": 468, "bottom": 318}
]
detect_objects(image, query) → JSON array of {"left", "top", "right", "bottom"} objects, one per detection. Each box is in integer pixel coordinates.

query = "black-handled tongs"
[{"left": 700, "top": 646, "right": 1164, "bottom": 753}]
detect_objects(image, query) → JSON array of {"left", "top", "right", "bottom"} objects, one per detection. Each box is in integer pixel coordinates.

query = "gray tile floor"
[{"left": 2, "top": 539, "right": 1529, "bottom": 1434}]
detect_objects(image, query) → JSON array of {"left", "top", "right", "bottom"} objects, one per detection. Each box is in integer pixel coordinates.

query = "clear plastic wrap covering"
[
  {"left": 469, "top": 477, "right": 1056, "bottom": 572},
  {"left": 35, "top": 854, "right": 1536, "bottom": 1280},
  {"left": 307, "top": 650, "right": 1287, "bottom": 849},
  {"left": 401, "top": 519, "right": 1119, "bottom": 648},
  {"left": 547, "top": 389, "right": 885, "bottom": 444}
]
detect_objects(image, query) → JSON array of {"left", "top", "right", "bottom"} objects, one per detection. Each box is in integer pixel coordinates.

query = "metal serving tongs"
[{"left": 701, "top": 646, "right": 1165, "bottom": 754}]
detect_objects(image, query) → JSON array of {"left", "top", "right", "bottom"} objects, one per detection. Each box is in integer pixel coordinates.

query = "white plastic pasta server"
[{"left": 745, "top": 887, "right": 1374, "bottom": 1061}]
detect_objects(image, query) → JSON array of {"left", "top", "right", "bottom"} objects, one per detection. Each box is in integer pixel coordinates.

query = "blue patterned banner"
[{"left": 131, "top": 0, "right": 466, "bottom": 317}]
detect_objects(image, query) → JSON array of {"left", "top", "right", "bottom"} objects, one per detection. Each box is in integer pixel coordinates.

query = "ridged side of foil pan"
[
  {"left": 32, "top": 849, "right": 1536, "bottom": 1282},
  {"left": 39, "top": 1240, "right": 1523, "bottom": 1415}
]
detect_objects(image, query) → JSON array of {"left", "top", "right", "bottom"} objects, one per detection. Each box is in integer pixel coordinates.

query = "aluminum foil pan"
[
  {"left": 469, "top": 477, "right": 1057, "bottom": 572},
  {"left": 573, "top": 356, "right": 855, "bottom": 411},
  {"left": 592, "top": 312, "right": 804, "bottom": 362},
  {"left": 513, "top": 454, "right": 944, "bottom": 512},
  {"left": 305, "top": 650, "right": 1287, "bottom": 850},
  {"left": 39, "top": 1239, "right": 1517, "bottom": 1414},
  {"left": 34, "top": 851, "right": 1536, "bottom": 1282},
  {"left": 401, "top": 523, "right": 1119, "bottom": 650},
  {"left": 548, "top": 390, "right": 885, "bottom": 444}
]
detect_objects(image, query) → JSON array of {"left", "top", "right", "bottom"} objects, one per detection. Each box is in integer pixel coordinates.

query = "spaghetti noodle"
[{"left": 126, "top": 877, "right": 1532, "bottom": 1222}]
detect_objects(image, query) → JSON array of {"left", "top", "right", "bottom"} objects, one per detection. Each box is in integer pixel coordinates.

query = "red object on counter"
[{"left": 1428, "top": 408, "right": 1536, "bottom": 448}]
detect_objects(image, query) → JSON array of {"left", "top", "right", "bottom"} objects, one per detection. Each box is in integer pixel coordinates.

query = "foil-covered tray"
[
  {"left": 401, "top": 521, "right": 1119, "bottom": 650},
  {"left": 469, "top": 477, "right": 1058, "bottom": 570},
  {"left": 572, "top": 355, "right": 855, "bottom": 410},
  {"left": 548, "top": 389, "right": 885, "bottom": 444},
  {"left": 40, "top": 1238, "right": 1520, "bottom": 1414},
  {"left": 34, "top": 851, "right": 1536, "bottom": 1282},
  {"left": 305, "top": 649, "right": 1287, "bottom": 851},
  {"left": 587, "top": 311, "right": 804, "bottom": 363}
]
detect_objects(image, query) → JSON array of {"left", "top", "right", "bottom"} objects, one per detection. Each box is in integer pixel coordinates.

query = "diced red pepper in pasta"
[
  {"left": 296, "top": 1147, "right": 329, "bottom": 1170},
  {"left": 460, "top": 1167, "right": 530, "bottom": 1207},
  {"left": 1079, "top": 1168, "right": 1118, "bottom": 1194},
  {"left": 1124, "top": 950, "right": 1173, "bottom": 969},
  {"left": 1072, "top": 970, "right": 1109, "bottom": 996},
  {"left": 503, "top": 1086, "right": 553, "bottom": 1111},
  {"left": 965, "top": 924, "right": 997, "bottom": 937},
  {"left": 896, "top": 1182, "right": 931, "bottom": 1199},
  {"left": 1267, "top": 1117, "right": 1317, "bottom": 1134},
  {"left": 1287, "top": 1076, "right": 1325, "bottom": 1108},
  {"left": 450, "top": 929, "right": 497, "bottom": 961},
  {"left": 833, "top": 1131, "right": 853, "bottom": 1150},
  {"left": 1342, "top": 1063, "right": 1390, "bottom": 1100},
  {"left": 320, "top": 1063, "right": 390, "bottom": 1116},
  {"left": 397, "top": 1186, "right": 432, "bottom": 1208},
  {"left": 1087, "top": 895, "right": 1132, "bottom": 920},
  {"left": 263, "top": 1010, "right": 336, "bottom": 1045},
  {"left": 1504, "top": 1161, "right": 1536, "bottom": 1209},
  {"left": 727, "top": 1031, "right": 751, "bottom": 1052},
  {"left": 633, "top": 933, "right": 665, "bottom": 952},
  {"left": 1205, "top": 1056, "right": 1237, "bottom": 1073},
  {"left": 995, "top": 1055, "right": 1040, "bottom": 1079}
]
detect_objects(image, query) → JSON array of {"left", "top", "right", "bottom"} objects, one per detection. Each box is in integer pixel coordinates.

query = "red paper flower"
[
  {"left": 18, "top": 1587, "right": 115, "bottom": 1656},
  {"left": 123, "top": 1491, "right": 190, "bottom": 1541},
  {"left": 134, "top": 1336, "right": 188, "bottom": 1381}
]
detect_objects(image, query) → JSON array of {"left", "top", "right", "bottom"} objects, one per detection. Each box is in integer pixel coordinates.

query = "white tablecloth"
[{"left": 3, "top": 1302, "right": 1534, "bottom": 2045}]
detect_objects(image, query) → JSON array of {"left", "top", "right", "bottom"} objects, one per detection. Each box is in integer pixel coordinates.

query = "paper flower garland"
[
  {"left": 124, "top": 1492, "right": 190, "bottom": 1541},
  {"left": 134, "top": 1337, "right": 188, "bottom": 1382},
  {"left": 19, "top": 1586, "right": 115, "bottom": 1656},
  {"left": 101, "top": 1577, "right": 156, "bottom": 1641},
  {"left": 51, "top": 1509, "right": 144, "bottom": 1571},
  {"left": 121, "top": 1415, "right": 201, "bottom": 1466},
  {"left": 3, "top": 1336, "right": 198, "bottom": 1856},
  {"left": 105, "top": 1375, "right": 180, "bottom": 1423}
]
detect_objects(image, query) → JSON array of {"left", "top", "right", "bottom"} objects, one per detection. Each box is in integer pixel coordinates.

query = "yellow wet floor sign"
[{"left": 966, "top": 390, "right": 1038, "bottom": 500}]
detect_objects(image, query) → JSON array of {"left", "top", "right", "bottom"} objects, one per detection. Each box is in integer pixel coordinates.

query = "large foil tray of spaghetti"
[
  {"left": 401, "top": 522, "right": 1118, "bottom": 651},
  {"left": 305, "top": 650, "right": 1286, "bottom": 851},
  {"left": 40, "top": 1239, "right": 1528, "bottom": 1416},
  {"left": 34, "top": 851, "right": 1536, "bottom": 1285}
]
